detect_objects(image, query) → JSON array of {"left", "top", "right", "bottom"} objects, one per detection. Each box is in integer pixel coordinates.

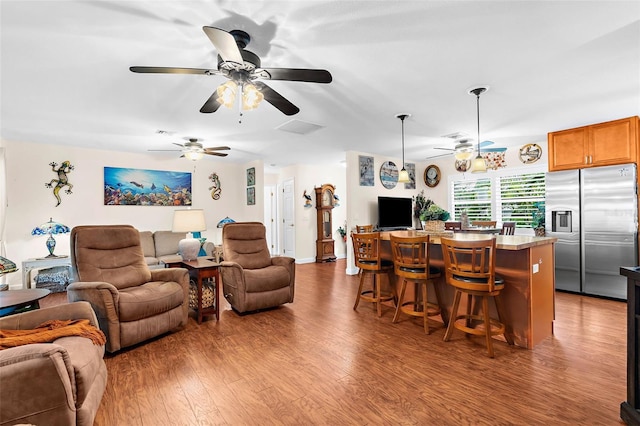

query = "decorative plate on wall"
[
  {"left": 379, "top": 161, "right": 398, "bottom": 189},
  {"left": 455, "top": 159, "right": 471, "bottom": 173},
  {"left": 519, "top": 143, "right": 542, "bottom": 164}
]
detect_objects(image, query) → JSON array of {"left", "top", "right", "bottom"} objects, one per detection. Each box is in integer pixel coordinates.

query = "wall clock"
[
  {"left": 379, "top": 161, "right": 398, "bottom": 189},
  {"left": 519, "top": 143, "right": 542, "bottom": 164},
  {"left": 424, "top": 164, "right": 441, "bottom": 187}
]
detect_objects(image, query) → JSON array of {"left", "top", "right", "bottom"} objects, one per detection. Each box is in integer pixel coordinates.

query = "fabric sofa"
[
  {"left": 139, "top": 230, "right": 215, "bottom": 268},
  {"left": 0, "top": 302, "right": 107, "bottom": 426}
]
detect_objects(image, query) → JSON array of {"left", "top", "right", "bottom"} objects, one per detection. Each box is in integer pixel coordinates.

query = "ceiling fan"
[
  {"left": 149, "top": 138, "right": 230, "bottom": 161},
  {"left": 130, "top": 26, "right": 332, "bottom": 116},
  {"left": 428, "top": 138, "right": 496, "bottom": 159}
]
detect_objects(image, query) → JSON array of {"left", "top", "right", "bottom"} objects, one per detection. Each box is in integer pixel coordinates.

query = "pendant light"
[
  {"left": 396, "top": 113, "right": 411, "bottom": 183},
  {"left": 469, "top": 87, "right": 488, "bottom": 173}
]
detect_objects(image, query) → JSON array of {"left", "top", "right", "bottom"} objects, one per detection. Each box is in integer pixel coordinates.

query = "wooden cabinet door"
[
  {"left": 589, "top": 116, "right": 637, "bottom": 167},
  {"left": 548, "top": 127, "right": 588, "bottom": 171}
]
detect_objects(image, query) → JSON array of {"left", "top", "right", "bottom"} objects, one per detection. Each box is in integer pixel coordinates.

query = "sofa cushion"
[
  {"left": 244, "top": 265, "right": 291, "bottom": 293},
  {"left": 154, "top": 231, "right": 185, "bottom": 257},
  {"left": 139, "top": 231, "right": 155, "bottom": 258},
  {"left": 117, "top": 280, "right": 185, "bottom": 322},
  {"left": 54, "top": 335, "right": 105, "bottom": 408}
]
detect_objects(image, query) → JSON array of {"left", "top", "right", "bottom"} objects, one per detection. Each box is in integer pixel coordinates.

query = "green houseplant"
[{"left": 531, "top": 202, "right": 545, "bottom": 236}]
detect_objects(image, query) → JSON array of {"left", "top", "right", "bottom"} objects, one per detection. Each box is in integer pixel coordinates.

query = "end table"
[{"left": 165, "top": 258, "right": 220, "bottom": 324}]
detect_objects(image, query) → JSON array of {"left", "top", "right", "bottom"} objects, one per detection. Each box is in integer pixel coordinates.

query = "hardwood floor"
[{"left": 41, "top": 259, "right": 628, "bottom": 425}]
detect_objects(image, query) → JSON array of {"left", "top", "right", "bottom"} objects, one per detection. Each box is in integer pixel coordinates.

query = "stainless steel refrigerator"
[{"left": 546, "top": 163, "right": 638, "bottom": 300}]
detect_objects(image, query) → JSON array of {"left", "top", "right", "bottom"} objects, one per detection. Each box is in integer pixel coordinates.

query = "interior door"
[{"left": 281, "top": 178, "right": 295, "bottom": 258}]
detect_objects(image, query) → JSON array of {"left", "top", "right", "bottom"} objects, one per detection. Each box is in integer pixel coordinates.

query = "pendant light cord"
[
  {"left": 401, "top": 115, "right": 405, "bottom": 167},
  {"left": 476, "top": 92, "right": 481, "bottom": 154}
]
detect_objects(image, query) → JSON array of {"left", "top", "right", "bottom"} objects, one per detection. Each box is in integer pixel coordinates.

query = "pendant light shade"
[
  {"left": 396, "top": 113, "right": 411, "bottom": 183},
  {"left": 469, "top": 87, "right": 488, "bottom": 173}
]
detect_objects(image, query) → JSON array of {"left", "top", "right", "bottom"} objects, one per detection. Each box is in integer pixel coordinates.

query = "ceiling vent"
[{"left": 276, "top": 119, "right": 324, "bottom": 135}]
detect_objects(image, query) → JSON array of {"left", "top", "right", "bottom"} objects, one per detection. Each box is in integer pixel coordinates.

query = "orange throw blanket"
[{"left": 0, "top": 319, "right": 106, "bottom": 349}]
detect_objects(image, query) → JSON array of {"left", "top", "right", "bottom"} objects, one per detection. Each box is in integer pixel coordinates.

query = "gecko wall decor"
[
  {"left": 208, "top": 172, "right": 221, "bottom": 200},
  {"left": 45, "top": 161, "right": 74, "bottom": 207}
]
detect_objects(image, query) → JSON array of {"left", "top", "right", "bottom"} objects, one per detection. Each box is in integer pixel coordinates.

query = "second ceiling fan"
[{"left": 130, "top": 26, "right": 333, "bottom": 116}]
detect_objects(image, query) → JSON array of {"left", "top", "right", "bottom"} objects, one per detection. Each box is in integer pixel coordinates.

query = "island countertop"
[{"left": 380, "top": 230, "right": 557, "bottom": 250}]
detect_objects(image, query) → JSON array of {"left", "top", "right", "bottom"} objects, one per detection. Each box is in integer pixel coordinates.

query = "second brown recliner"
[{"left": 219, "top": 222, "right": 295, "bottom": 313}]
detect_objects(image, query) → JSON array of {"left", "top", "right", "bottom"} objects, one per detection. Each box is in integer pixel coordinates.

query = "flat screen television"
[{"left": 377, "top": 196, "right": 413, "bottom": 230}]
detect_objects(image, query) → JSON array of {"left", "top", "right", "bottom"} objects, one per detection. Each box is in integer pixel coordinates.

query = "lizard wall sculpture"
[{"left": 45, "top": 161, "right": 74, "bottom": 206}]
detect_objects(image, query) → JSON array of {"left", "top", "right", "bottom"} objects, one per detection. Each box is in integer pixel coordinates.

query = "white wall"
[{"left": 1, "top": 139, "right": 264, "bottom": 287}]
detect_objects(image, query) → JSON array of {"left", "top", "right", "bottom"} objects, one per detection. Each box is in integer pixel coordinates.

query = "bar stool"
[
  {"left": 471, "top": 220, "right": 497, "bottom": 228},
  {"left": 352, "top": 232, "right": 396, "bottom": 317},
  {"left": 444, "top": 221, "right": 462, "bottom": 231},
  {"left": 500, "top": 222, "right": 516, "bottom": 235},
  {"left": 440, "top": 236, "right": 514, "bottom": 357},
  {"left": 390, "top": 234, "right": 443, "bottom": 334},
  {"left": 355, "top": 224, "right": 374, "bottom": 233}
]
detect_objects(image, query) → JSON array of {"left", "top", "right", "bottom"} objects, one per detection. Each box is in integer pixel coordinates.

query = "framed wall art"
[
  {"left": 247, "top": 187, "right": 256, "bottom": 205},
  {"left": 359, "top": 155, "right": 374, "bottom": 186},
  {"left": 404, "top": 163, "right": 416, "bottom": 189},
  {"left": 246, "top": 167, "right": 255, "bottom": 186},
  {"left": 104, "top": 167, "right": 192, "bottom": 206},
  {"left": 379, "top": 161, "right": 398, "bottom": 189}
]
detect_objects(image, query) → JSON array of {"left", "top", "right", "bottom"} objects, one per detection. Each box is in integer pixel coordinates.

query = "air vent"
[{"left": 276, "top": 119, "right": 324, "bottom": 135}]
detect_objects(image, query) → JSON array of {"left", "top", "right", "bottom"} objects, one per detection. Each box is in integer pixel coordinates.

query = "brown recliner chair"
[
  {"left": 0, "top": 302, "right": 107, "bottom": 426},
  {"left": 66, "top": 225, "right": 189, "bottom": 352},
  {"left": 220, "top": 222, "right": 295, "bottom": 313}
]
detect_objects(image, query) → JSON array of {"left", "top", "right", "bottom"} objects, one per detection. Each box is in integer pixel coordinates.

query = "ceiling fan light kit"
[
  {"left": 469, "top": 86, "right": 489, "bottom": 174},
  {"left": 396, "top": 113, "right": 411, "bottom": 183},
  {"left": 453, "top": 139, "right": 474, "bottom": 161}
]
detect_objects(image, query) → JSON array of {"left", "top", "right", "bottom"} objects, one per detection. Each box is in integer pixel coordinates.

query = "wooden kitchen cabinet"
[{"left": 548, "top": 116, "right": 638, "bottom": 171}]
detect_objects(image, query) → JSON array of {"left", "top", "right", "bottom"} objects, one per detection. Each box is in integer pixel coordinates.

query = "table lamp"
[
  {"left": 216, "top": 217, "right": 236, "bottom": 228},
  {"left": 31, "top": 218, "right": 70, "bottom": 258},
  {"left": 172, "top": 209, "right": 206, "bottom": 261}
]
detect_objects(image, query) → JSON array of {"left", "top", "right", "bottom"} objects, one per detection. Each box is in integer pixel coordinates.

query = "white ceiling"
[{"left": 2, "top": 1, "right": 639, "bottom": 170}]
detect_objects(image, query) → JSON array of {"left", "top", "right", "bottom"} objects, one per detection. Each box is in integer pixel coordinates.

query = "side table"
[
  {"left": 21, "top": 256, "right": 74, "bottom": 289},
  {"left": 165, "top": 258, "right": 220, "bottom": 324},
  {"left": 0, "top": 288, "right": 51, "bottom": 317}
]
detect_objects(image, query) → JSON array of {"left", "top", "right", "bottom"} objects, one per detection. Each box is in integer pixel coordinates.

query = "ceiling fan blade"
[
  {"left": 203, "top": 151, "right": 229, "bottom": 157},
  {"left": 434, "top": 147, "right": 455, "bottom": 151},
  {"left": 172, "top": 142, "right": 185, "bottom": 147},
  {"left": 426, "top": 153, "right": 453, "bottom": 159},
  {"left": 202, "top": 26, "right": 243, "bottom": 64},
  {"left": 203, "top": 146, "right": 231, "bottom": 152},
  {"left": 200, "top": 92, "right": 222, "bottom": 114},
  {"left": 129, "top": 66, "right": 218, "bottom": 75},
  {"left": 258, "top": 68, "right": 332, "bottom": 83},
  {"left": 254, "top": 81, "right": 300, "bottom": 116},
  {"left": 148, "top": 149, "right": 181, "bottom": 152}
]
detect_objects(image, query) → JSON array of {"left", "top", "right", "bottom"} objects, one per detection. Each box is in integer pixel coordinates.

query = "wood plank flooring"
[{"left": 41, "top": 259, "right": 628, "bottom": 425}]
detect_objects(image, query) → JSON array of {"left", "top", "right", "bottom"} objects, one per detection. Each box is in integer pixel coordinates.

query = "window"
[{"left": 450, "top": 168, "right": 545, "bottom": 228}]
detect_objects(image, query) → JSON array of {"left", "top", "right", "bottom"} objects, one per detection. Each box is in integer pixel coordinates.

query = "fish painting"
[{"left": 103, "top": 167, "right": 192, "bottom": 206}]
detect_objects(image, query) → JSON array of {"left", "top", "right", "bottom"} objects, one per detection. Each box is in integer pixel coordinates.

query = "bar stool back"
[
  {"left": 390, "top": 234, "right": 443, "bottom": 334},
  {"left": 440, "top": 236, "right": 514, "bottom": 357},
  {"left": 352, "top": 232, "right": 396, "bottom": 317}
]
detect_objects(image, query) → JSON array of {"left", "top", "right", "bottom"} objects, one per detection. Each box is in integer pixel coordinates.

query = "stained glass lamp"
[
  {"left": 216, "top": 217, "right": 236, "bottom": 228},
  {"left": 31, "top": 218, "right": 70, "bottom": 258}
]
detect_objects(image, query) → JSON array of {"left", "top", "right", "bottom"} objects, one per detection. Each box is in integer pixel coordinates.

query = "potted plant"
[
  {"left": 418, "top": 197, "right": 450, "bottom": 232},
  {"left": 337, "top": 222, "right": 347, "bottom": 242},
  {"left": 531, "top": 202, "right": 546, "bottom": 236}
]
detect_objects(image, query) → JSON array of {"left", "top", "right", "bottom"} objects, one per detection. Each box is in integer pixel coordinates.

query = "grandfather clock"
[{"left": 315, "top": 183, "right": 337, "bottom": 262}]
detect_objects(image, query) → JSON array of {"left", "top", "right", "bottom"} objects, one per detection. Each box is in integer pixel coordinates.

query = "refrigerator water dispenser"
[{"left": 552, "top": 211, "right": 572, "bottom": 233}]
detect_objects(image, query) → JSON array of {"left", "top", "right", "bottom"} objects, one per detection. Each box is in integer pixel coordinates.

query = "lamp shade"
[
  {"left": 398, "top": 168, "right": 410, "bottom": 183},
  {"left": 216, "top": 217, "right": 236, "bottom": 228},
  {"left": 172, "top": 209, "right": 206, "bottom": 233},
  {"left": 471, "top": 155, "right": 487, "bottom": 173}
]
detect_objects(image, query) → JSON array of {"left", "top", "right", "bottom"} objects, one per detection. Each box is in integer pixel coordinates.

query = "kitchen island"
[{"left": 380, "top": 231, "right": 557, "bottom": 349}]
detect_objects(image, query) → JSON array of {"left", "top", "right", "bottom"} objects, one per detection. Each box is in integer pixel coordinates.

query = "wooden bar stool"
[
  {"left": 440, "top": 236, "right": 514, "bottom": 357},
  {"left": 355, "top": 224, "right": 373, "bottom": 233},
  {"left": 471, "top": 220, "right": 497, "bottom": 228},
  {"left": 352, "top": 232, "right": 396, "bottom": 317},
  {"left": 500, "top": 222, "right": 516, "bottom": 235},
  {"left": 390, "top": 234, "right": 443, "bottom": 334}
]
